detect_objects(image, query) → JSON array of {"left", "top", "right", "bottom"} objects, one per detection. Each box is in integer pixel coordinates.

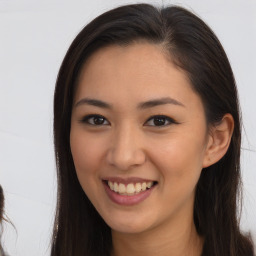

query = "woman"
[{"left": 51, "top": 3, "right": 255, "bottom": 256}]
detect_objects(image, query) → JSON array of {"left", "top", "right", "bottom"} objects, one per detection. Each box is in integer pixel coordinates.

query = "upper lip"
[{"left": 102, "top": 177, "right": 157, "bottom": 184}]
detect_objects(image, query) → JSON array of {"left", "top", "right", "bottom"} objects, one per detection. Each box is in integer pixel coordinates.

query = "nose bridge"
[{"left": 107, "top": 122, "right": 146, "bottom": 170}]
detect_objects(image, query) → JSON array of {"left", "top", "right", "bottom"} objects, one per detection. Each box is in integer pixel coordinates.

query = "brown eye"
[
  {"left": 153, "top": 117, "right": 166, "bottom": 126},
  {"left": 93, "top": 116, "right": 104, "bottom": 125},
  {"left": 145, "top": 115, "right": 177, "bottom": 127},
  {"left": 80, "top": 115, "right": 110, "bottom": 126}
]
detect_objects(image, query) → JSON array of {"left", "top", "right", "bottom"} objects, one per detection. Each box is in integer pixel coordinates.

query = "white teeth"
[
  {"left": 147, "top": 181, "right": 153, "bottom": 188},
  {"left": 108, "top": 181, "right": 114, "bottom": 190},
  {"left": 119, "top": 183, "right": 126, "bottom": 194},
  {"left": 114, "top": 182, "right": 118, "bottom": 192},
  {"left": 126, "top": 184, "right": 135, "bottom": 194},
  {"left": 135, "top": 183, "right": 142, "bottom": 193},
  {"left": 107, "top": 181, "right": 155, "bottom": 195},
  {"left": 141, "top": 182, "right": 147, "bottom": 191}
]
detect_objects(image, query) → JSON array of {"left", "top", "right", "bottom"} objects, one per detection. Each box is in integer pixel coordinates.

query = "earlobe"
[{"left": 203, "top": 114, "right": 234, "bottom": 168}]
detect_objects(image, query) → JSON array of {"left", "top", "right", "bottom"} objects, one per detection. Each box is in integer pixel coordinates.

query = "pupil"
[
  {"left": 154, "top": 117, "right": 165, "bottom": 126},
  {"left": 94, "top": 117, "right": 104, "bottom": 125}
]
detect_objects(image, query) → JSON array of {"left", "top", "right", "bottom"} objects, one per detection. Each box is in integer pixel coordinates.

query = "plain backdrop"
[{"left": 0, "top": 0, "right": 255, "bottom": 255}]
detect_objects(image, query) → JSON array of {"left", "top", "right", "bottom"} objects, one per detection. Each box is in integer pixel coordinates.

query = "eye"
[
  {"left": 80, "top": 114, "right": 110, "bottom": 126},
  {"left": 144, "top": 115, "right": 178, "bottom": 127}
]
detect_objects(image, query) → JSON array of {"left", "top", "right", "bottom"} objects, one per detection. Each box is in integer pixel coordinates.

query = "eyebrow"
[
  {"left": 75, "top": 98, "right": 111, "bottom": 108},
  {"left": 138, "top": 97, "right": 185, "bottom": 109},
  {"left": 74, "top": 97, "right": 185, "bottom": 109}
]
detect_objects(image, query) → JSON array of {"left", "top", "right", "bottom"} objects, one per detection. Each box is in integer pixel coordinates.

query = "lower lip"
[{"left": 103, "top": 182, "right": 156, "bottom": 206}]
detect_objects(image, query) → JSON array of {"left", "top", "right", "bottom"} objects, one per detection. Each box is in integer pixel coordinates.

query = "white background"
[{"left": 0, "top": 0, "right": 255, "bottom": 255}]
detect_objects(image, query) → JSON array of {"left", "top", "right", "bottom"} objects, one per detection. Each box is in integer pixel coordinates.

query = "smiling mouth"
[{"left": 103, "top": 180, "right": 158, "bottom": 196}]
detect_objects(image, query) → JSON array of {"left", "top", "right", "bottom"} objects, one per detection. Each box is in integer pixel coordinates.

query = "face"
[{"left": 70, "top": 43, "right": 211, "bottom": 235}]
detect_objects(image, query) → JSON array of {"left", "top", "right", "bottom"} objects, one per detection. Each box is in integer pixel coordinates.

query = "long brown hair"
[{"left": 52, "top": 4, "right": 255, "bottom": 255}]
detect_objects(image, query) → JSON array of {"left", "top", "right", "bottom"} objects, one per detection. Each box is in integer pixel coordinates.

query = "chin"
[
  {"left": 111, "top": 223, "right": 150, "bottom": 234},
  {"left": 105, "top": 215, "right": 154, "bottom": 234}
]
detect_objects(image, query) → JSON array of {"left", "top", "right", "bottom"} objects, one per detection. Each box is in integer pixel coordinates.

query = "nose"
[{"left": 106, "top": 124, "right": 146, "bottom": 171}]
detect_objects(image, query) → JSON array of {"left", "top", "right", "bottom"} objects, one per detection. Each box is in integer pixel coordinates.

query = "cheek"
[
  {"left": 149, "top": 132, "right": 206, "bottom": 186},
  {"left": 70, "top": 131, "right": 104, "bottom": 178},
  {"left": 70, "top": 130, "right": 108, "bottom": 207},
  {"left": 154, "top": 137, "right": 205, "bottom": 212}
]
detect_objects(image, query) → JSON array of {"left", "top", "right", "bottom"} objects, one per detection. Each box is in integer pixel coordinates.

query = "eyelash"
[
  {"left": 80, "top": 114, "right": 110, "bottom": 126},
  {"left": 80, "top": 114, "right": 178, "bottom": 127},
  {"left": 145, "top": 115, "right": 178, "bottom": 126}
]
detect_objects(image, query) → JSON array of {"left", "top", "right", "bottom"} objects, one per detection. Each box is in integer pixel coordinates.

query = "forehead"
[
  {"left": 78, "top": 42, "right": 179, "bottom": 86},
  {"left": 75, "top": 42, "right": 202, "bottom": 111}
]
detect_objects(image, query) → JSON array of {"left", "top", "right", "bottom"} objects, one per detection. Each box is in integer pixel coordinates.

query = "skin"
[{"left": 70, "top": 42, "right": 233, "bottom": 256}]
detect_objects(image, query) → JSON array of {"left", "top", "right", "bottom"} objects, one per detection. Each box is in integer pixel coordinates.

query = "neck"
[{"left": 111, "top": 216, "right": 203, "bottom": 256}]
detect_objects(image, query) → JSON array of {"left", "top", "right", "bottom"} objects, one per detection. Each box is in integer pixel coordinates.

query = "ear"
[{"left": 203, "top": 114, "right": 234, "bottom": 168}]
